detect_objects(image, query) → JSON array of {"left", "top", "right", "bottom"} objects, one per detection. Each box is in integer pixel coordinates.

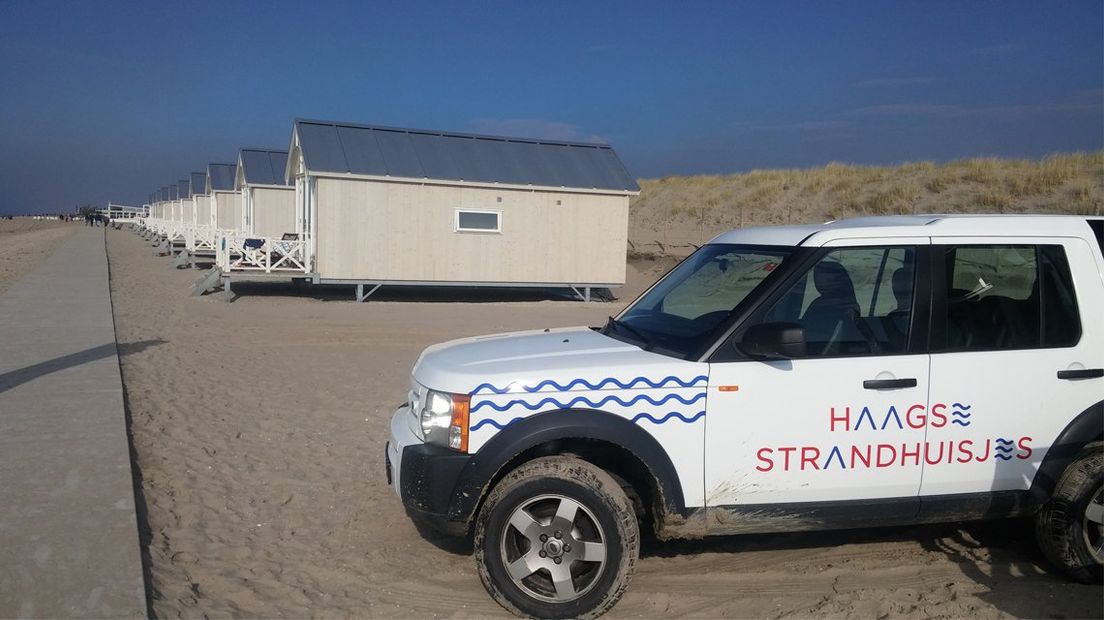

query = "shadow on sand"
[{"left": 0, "top": 339, "right": 165, "bottom": 395}]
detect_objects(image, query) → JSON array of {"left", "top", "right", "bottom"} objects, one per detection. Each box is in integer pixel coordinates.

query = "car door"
[
  {"left": 705, "top": 240, "right": 931, "bottom": 507},
  {"left": 919, "top": 237, "right": 1104, "bottom": 497}
]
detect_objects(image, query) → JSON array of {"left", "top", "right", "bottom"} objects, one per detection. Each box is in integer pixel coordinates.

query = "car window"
[
  {"left": 758, "top": 246, "right": 917, "bottom": 357},
  {"left": 661, "top": 252, "right": 783, "bottom": 321},
  {"left": 937, "top": 244, "right": 1080, "bottom": 351},
  {"left": 616, "top": 244, "right": 793, "bottom": 358}
]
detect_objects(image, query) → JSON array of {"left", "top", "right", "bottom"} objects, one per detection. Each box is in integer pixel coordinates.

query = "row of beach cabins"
[{"left": 133, "top": 119, "right": 639, "bottom": 301}]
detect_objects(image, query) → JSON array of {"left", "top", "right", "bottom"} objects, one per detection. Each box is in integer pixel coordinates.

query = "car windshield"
[{"left": 609, "top": 244, "right": 794, "bottom": 358}]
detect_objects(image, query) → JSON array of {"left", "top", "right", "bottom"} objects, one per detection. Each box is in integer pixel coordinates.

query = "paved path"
[{"left": 0, "top": 227, "right": 147, "bottom": 618}]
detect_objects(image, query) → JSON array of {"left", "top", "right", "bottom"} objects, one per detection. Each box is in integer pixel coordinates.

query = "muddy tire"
[
  {"left": 474, "top": 456, "right": 639, "bottom": 619},
  {"left": 1035, "top": 442, "right": 1103, "bottom": 583}
]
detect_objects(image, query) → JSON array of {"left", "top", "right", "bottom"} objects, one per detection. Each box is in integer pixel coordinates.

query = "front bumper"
[{"left": 386, "top": 406, "right": 474, "bottom": 537}]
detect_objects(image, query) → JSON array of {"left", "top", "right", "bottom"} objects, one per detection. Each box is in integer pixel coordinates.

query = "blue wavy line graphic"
[
  {"left": 471, "top": 391, "right": 707, "bottom": 413},
  {"left": 995, "top": 454, "right": 1013, "bottom": 461},
  {"left": 994, "top": 438, "right": 1013, "bottom": 444},
  {"left": 952, "top": 403, "right": 972, "bottom": 410},
  {"left": 994, "top": 445, "right": 1014, "bottom": 452},
  {"left": 951, "top": 419, "right": 972, "bottom": 426},
  {"left": 470, "top": 375, "right": 708, "bottom": 395},
  {"left": 950, "top": 411, "right": 972, "bottom": 418},
  {"left": 470, "top": 417, "right": 526, "bottom": 432},
  {"left": 631, "top": 411, "right": 706, "bottom": 425},
  {"left": 471, "top": 410, "right": 707, "bottom": 432}
]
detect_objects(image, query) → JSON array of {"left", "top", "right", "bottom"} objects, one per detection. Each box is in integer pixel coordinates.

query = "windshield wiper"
[{"left": 605, "top": 316, "right": 653, "bottom": 350}]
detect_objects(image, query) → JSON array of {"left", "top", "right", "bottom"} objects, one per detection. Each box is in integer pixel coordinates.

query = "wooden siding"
[
  {"left": 182, "top": 200, "right": 194, "bottom": 224},
  {"left": 214, "top": 191, "right": 241, "bottom": 231},
  {"left": 194, "top": 196, "right": 211, "bottom": 226},
  {"left": 251, "top": 187, "right": 295, "bottom": 238},
  {"left": 313, "top": 177, "right": 628, "bottom": 284}
]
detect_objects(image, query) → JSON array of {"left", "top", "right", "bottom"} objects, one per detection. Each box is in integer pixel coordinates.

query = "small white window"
[{"left": 455, "top": 209, "right": 501, "bottom": 233}]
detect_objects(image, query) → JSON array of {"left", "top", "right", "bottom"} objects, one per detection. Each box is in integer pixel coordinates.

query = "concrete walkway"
[{"left": 0, "top": 227, "right": 147, "bottom": 618}]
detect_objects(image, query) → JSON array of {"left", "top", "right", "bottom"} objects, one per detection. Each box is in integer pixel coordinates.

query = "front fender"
[
  {"left": 1029, "top": 400, "right": 1104, "bottom": 503},
  {"left": 448, "top": 408, "right": 688, "bottom": 525}
]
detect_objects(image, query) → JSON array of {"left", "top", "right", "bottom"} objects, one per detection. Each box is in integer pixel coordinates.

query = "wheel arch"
[
  {"left": 1030, "top": 399, "right": 1104, "bottom": 504},
  {"left": 450, "top": 409, "right": 689, "bottom": 532}
]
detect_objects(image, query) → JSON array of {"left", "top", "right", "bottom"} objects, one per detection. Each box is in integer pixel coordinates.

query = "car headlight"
[{"left": 420, "top": 390, "right": 470, "bottom": 452}]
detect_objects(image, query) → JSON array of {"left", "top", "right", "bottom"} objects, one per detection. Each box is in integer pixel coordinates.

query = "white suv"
[{"left": 386, "top": 215, "right": 1104, "bottom": 618}]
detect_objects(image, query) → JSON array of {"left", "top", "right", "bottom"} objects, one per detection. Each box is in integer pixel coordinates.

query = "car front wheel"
[{"left": 474, "top": 456, "right": 640, "bottom": 619}]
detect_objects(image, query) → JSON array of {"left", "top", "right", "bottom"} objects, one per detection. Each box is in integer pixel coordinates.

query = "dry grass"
[{"left": 629, "top": 152, "right": 1104, "bottom": 255}]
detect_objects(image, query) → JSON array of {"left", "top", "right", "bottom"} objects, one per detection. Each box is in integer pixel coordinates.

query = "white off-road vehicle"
[{"left": 387, "top": 215, "right": 1104, "bottom": 618}]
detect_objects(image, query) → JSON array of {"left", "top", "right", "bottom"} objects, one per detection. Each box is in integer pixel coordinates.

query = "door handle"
[
  {"left": 1057, "top": 368, "right": 1104, "bottom": 380},
  {"left": 863, "top": 378, "right": 918, "bottom": 390}
]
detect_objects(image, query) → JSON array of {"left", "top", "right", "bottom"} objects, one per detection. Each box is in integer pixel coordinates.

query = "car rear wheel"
[
  {"left": 1036, "top": 442, "right": 1103, "bottom": 583},
  {"left": 474, "top": 456, "right": 639, "bottom": 619}
]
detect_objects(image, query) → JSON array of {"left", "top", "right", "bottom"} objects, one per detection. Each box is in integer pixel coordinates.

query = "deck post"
[
  {"left": 222, "top": 276, "right": 232, "bottom": 302},
  {"left": 355, "top": 283, "right": 382, "bottom": 302},
  {"left": 585, "top": 286, "right": 591, "bottom": 302}
]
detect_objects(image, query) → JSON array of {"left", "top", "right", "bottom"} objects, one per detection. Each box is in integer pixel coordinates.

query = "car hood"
[{"left": 412, "top": 326, "right": 695, "bottom": 395}]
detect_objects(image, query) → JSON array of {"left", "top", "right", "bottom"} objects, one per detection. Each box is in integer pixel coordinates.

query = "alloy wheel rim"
[
  {"left": 1083, "top": 484, "right": 1104, "bottom": 564},
  {"left": 500, "top": 493, "right": 608, "bottom": 603}
]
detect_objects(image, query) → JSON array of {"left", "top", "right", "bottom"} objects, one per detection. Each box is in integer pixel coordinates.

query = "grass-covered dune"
[{"left": 628, "top": 152, "right": 1103, "bottom": 256}]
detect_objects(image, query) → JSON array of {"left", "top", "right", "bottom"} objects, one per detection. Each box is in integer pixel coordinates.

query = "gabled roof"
[
  {"left": 178, "top": 179, "right": 191, "bottom": 199},
  {"left": 290, "top": 119, "right": 639, "bottom": 193},
  {"left": 190, "top": 172, "right": 207, "bottom": 195},
  {"left": 168, "top": 184, "right": 178, "bottom": 200},
  {"left": 238, "top": 148, "right": 290, "bottom": 187},
  {"left": 206, "top": 163, "right": 237, "bottom": 193}
]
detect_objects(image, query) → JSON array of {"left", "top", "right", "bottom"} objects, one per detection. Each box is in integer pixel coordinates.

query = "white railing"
[
  {"left": 185, "top": 225, "right": 219, "bottom": 251},
  {"left": 216, "top": 235, "right": 309, "bottom": 274}
]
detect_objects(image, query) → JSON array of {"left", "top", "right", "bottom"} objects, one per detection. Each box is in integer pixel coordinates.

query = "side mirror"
[{"left": 738, "top": 322, "right": 806, "bottom": 359}]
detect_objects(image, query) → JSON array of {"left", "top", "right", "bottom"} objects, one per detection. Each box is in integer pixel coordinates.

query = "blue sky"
[{"left": 0, "top": 1, "right": 1101, "bottom": 214}]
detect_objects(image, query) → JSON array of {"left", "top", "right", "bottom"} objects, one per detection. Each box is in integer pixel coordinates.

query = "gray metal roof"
[
  {"left": 239, "top": 148, "right": 290, "bottom": 186},
  {"left": 293, "top": 119, "right": 639, "bottom": 192},
  {"left": 178, "top": 179, "right": 190, "bottom": 199},
  {"left": 207, "top": 163, "right": 237, "bottom": 192},
  {"left": 168, "top": 184, "right": 178, "bottom": 200},
  {"left": 190, "top": 172, "right": 207, "bottom": 195}
]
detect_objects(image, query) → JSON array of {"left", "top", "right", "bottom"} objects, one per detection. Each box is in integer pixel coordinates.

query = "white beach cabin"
[
  {"left": 187, "top": 171, "right": 214, "bottom": 254},
  {"left": 236, "top": 148, "right": 294, "bottom": 237},
  {"left": 219, "top": 119, "right": 638, "bottom": 301},
  {"left": 207, "top": 162, "right": 240, "bottom": 234}
]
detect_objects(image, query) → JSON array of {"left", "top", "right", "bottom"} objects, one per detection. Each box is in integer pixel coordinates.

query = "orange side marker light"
[{"left": 718, "top": 385, "right": 740, "bottom": 392}]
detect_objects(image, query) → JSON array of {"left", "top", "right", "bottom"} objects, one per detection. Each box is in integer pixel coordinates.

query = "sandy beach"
[
  {"left": 102, "top": 228, "right": 1102, "bottom": 619},
  {"left": 0, "top": 220, "right": 77, "bottom": 295}
]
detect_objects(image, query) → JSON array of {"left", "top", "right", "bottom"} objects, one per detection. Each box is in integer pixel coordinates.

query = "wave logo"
[
  {"left": 470, "top": 391, "right": 706, "bottom": 413},
  {"left": 470, "top": 375, "right": 707, "bottom": 395},
  {"left": 950, "top": 402, "right": 973, "bottom": 427},
  {"left": 470, "top": 410, "right": 705, "bottom": 432},
  {"left": 994, "top": 437, "right": 1015, "bottom": 461}
]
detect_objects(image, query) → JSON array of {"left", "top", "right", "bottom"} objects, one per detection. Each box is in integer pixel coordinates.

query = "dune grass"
[{"left": 629, "top": 152, "right": 1104, "bottom": 255}]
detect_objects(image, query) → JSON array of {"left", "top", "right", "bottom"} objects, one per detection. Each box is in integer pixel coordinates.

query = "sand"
[
  {"left": 102, "top": 228, "right": 1102, "bottom": 618},
  {"left": 0, "top": 220, "right": 78, "bottom": 295}
]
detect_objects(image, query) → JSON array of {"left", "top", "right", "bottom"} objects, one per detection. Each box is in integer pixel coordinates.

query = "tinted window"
[
  {"left": 937, "top": 244, "right": 1079, "bottom": 351},
  {"left": 615, "top": 244, "right": 793, "bottom": 357},
  {"left": 758, "top": 247, "right": 917, "bottom": 357},
  {"left": 456, "top": 210, "right": 500, "bottom": 231},
  {"left": 1088, "top": 219, "right": 1104, "bottom": 257}
]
